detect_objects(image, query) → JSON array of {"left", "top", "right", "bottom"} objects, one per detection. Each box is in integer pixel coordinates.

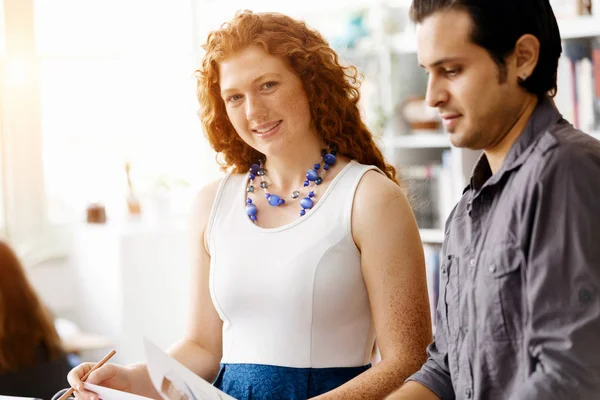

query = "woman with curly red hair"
[{"left": 69, "top": 10, "right": 431, "bottom": 400}]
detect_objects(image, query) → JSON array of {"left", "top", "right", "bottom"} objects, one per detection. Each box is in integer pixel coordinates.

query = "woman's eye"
[
  {"left": 262, "top": 81, "right": 278, "bottom": 90},
  {"left": 227, "top": 94, "right": 243, "bottom": 103}
]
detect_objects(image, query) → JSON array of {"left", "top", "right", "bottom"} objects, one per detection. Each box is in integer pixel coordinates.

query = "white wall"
[
  {"left": 27, "top": 220, "right": 192, "bottom": 365},
  {"left": 28, "top": 257, "right": 78, "bottom": 320}
]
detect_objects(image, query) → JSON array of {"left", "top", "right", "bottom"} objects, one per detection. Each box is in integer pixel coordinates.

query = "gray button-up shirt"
[{"left": 407, "top": 98, "right": 600, "bottom": 399}]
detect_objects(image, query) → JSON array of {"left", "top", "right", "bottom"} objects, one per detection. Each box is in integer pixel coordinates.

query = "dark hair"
[
  {"left": 0, "top": 241, "right": 64, "bottom": 372},
  {"left": 196, "top": 10, "right": 397, "bottom": 182},
  {"left": 409, "top": 0, "right": 562, "bottom": 98}
]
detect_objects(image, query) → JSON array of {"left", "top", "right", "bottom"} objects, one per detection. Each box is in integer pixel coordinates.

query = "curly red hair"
[{"left": 196, "top": 10, "right": 397, "bottom": 182}]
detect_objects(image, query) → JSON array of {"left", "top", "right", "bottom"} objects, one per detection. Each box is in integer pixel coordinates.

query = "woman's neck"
[{"left": 263, "top": 140, "right": 326, "bottom": 194}]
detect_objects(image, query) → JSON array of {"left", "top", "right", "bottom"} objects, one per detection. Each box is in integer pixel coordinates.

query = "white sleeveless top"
[{"left": 206, "top": 160, "right": 379, "bottom": 368}]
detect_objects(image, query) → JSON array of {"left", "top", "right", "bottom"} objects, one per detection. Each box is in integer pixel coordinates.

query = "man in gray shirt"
[{"left": 387, "top": 1, "right": 600, "bottom": 399}]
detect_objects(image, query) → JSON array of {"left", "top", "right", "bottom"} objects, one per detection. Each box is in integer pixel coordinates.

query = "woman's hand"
[{"left": 67, "top": 362, "right": 133, "bottom": 400}]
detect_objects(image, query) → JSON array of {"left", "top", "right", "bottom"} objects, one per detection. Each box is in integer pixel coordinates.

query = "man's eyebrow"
[
  {"left": 221, "top": 73, "right": 282, "bottom": 96},
  {"left": 419, "top": 57, "right": 467, "bottom": 69}
]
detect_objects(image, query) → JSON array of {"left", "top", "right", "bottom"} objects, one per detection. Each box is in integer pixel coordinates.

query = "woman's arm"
[{"left": 314, "top": 170, "right": 432, "bottom": 399}]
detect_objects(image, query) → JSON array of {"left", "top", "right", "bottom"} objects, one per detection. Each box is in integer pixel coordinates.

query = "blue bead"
[
  {"left": 300, "top": 197, "right": 314, "bottom": 209},
  {"left": 250, "top": 214, "right": 257, "bottom": 221},
  {"left": 300, "top": 210, "right": 306, "bottom": 216},
  {"left": 249, "top": 173, "right": 256, "bottom": 180},
  {"left": 324, "top": 153, "right": 336, "bottom": 165},
  {"left": 306, "top": 169, "right": 318, "bottom": 181},
  {"left": 314, "top": 163, "right": 320, "bottom": 170},
  {"left": 245, "top": 203, "right": 257, "bottom": 216},
  {"left": 268, "top": 194, "right": 281, "bottom": 206},
  {"left": 304, "top": 180, "right": 309, "bottom": 187},
  {"left": 265, "top": 193, "right": 271, "bottom": 199},
  {"left": 247, "top": 198, "right": 252, "bottom": 204},
  {"left": 315, "top": 177, "right": 323, "bottom": 185},
  {"left": 308, "top": 191, "right": 314, "bottom": 198},
  {"left": 324, "top": 164, "right": 330, "bottom": 171},
  {"left": 250, "top": 164, "right": 260, "bottom": 174},
  {"left": 278, "top": 199, "right": 285, "bottom": 206}
]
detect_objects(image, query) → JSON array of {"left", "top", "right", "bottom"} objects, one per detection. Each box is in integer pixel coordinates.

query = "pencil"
[{"left": 58, "top": 349, "right": 116, "bottom": 400}]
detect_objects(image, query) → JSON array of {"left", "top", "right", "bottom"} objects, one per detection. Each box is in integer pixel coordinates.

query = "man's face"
[{"left": 416, "top": 9, "right": 524, "bottom": 150}]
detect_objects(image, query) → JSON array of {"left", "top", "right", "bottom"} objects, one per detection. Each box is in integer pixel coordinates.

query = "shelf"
[
  {"left": 419, "top": 228, "right": 444, "bottom": 244},
  {"left": 383, "top": 133, "right": 451, "bottom": 149},
  {"left": 558, "top": 16, "right": 600, "bottom": 39}
]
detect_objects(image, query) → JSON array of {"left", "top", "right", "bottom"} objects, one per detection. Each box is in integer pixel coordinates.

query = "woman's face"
[{"left": 218, "top": 45, "right": 316, "bottom": 157}]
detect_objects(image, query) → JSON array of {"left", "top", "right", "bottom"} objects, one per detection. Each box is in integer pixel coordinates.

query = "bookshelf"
[{"left": 555, "top": 13, "right": 600, "bottom": 147}]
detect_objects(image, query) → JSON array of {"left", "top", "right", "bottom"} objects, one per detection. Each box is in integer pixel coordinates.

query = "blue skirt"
[{"left": 213, "top": 363, "right": 371, "bottom": 400}]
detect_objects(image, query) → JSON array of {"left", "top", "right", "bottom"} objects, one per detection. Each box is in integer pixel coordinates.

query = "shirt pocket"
[{"left": 480, "top": 243, "right": 525, "bottom": 342}]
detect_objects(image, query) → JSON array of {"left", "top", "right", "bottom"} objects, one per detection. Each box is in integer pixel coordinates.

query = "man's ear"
[{"left": 514, "top": 34, "right": 540, "bottom": 82}]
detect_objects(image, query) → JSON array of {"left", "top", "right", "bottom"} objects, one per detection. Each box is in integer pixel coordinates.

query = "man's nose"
[{"left": 425, "top": 75, "right": 449, "bottom": 109}]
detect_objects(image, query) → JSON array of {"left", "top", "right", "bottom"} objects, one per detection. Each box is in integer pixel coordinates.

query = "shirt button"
[
  {"left": 465, "top": 388, "right": 472, "bottom": 398},
  {"left": 489, "top": 264, "right": 496, "bottom": 273},
  {"left": 469, "top": 258, "right": 476, "bottom": 267}
]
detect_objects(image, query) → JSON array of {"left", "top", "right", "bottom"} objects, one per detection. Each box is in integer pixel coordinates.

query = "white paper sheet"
[
  {"left": 143, "top": 338, "right": 235, "bottom": 400},
  {"left": 83, "top": 383, "right": 152, "bottom": 400}
]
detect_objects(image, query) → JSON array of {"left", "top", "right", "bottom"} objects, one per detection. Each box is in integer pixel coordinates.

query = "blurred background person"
[{"left": 0, "top": 240, "right": 72, "bottom": 400}]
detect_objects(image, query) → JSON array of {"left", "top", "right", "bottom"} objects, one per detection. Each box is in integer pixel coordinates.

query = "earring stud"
[{"left": 521, "top": 73, "right": 528, "bottom": 80}]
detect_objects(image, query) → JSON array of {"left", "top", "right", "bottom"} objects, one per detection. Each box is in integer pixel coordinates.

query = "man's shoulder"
[
  {"left": 545, "top": 119, "right": 600, "bottom": 155},
  {"left": 536, "top": 120, "right": 600, "bottom": 177}
]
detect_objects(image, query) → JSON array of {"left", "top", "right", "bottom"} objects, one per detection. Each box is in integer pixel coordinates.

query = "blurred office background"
[{"left": 1, "top": 0, "right": 599, "bottom": 364}]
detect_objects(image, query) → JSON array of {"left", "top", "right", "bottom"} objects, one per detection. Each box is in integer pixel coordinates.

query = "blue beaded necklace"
[{"left": 245, "top": 147, "right": 338, "bottom": 223}]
